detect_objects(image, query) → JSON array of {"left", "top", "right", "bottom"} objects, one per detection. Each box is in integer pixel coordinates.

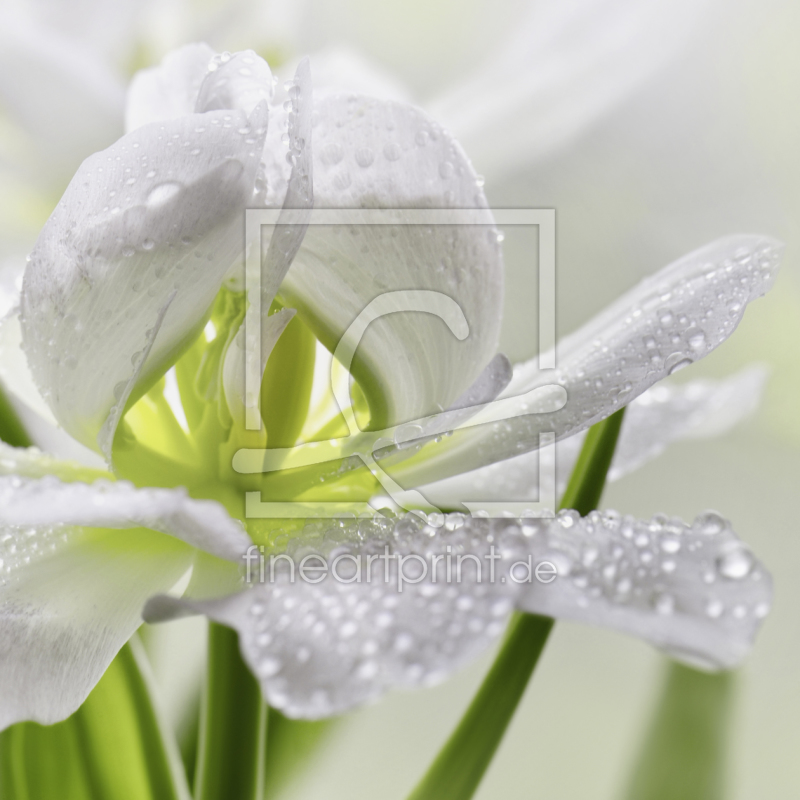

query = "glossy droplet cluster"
[
  {"left": 386, "top": 236, "right": 783, "bottom": 488},
  {"left": 420, "top": 367, "right": 767, "bottom": 509},
  {"left": 209, "top": 509, "right": 769, "bottom": 718},
  {"left": 0, "top": 517, "right": 69, "bottom": 587}
]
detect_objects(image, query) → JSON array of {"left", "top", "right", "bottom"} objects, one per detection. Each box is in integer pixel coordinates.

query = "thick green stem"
[
  {"left": 194, "top": 623, "right": 268, "bottom": 800},
  {"left": 0, "top": 637, "right": 190, "bottom": 800},
  {"left": 407, "top": 408, "right": 627, "bottom": 800},
  {"left": 621, "top": 663, "right": 733, "bottom": 800}
]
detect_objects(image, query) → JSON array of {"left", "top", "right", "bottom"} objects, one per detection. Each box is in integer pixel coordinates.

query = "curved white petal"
[
  {"left": 125, "top": 43, "right": 215, "bottom": 133},
  {"left": 195, "top": 51, "right": 273, "bottom": 116},
  {"left": 428, "top": 0, "right": 715, "bottom": 180},
  {"left": 389, "top": 236, "right": 782, "bottom": 487},
  {"left": 146, "top": 508, "right": 769, "bottom": 718},
  {"left": 0, "top": 518, "right": 190, "bottom": 729},
  {"left": 277, "top": 94, "right": 504, "bottom": 427},
  {"left": 420, "top": 366, "right": 769, "bottom": 508},
  {"left": 20, "top": 107, "right": 269, "bottom": 454},
  {"left": 0, "top": 475, "right": 250, "bottom": 561}
]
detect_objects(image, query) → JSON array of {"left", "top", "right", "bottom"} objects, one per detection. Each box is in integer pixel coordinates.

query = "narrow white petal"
[
  {"left": 125, "top": 43, "right": 215, "bottom": 133},
  {"left": 278, "top": 94, "right": 504, "bottom": 427},
  {"left": 0, "top": 475, "right": 250, "bottom": 561},
  {"left": 513, "top": 509, "right": 770, "bottom": 671},
  {"left": 147, "top": 509, "right": 769, "bottom": 718},
  {"left": 0, "top": 520, "right": 191, "bottom": 729},
  {"left": 429, "top": 0, "right": 714, "bottom": 180},
  {"left": 389, "top": 236, "right": 782, "bottom": 487},
  {"left": 20, "top": 107, "right": 269, "bottom": 454},
  {"left": 420, "top": 367, "right": 769, "bottom": 508}
]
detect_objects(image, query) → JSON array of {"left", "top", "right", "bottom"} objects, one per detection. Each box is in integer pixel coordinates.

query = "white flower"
[{"left": 0, "top": 45, "right": 782, "bottom": 728}]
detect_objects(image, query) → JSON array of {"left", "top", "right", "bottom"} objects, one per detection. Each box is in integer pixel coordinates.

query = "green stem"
[
  {"left": 621, "top": 663, "right": 733, "bottom": 800},
  {"left": 0, "top": 637, "right": 190, "bottom": 800},
  {"left": 407, "top": 408, "right": 627, "bottom": 800},
  {"left": 194, "top": 623, "right": 268, "bottom": 800},
  {"left": 0, "top": 386, "right": 32, "bottom": 447}
]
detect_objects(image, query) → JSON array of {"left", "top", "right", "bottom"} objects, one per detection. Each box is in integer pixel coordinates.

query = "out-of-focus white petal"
[
  {"left": 0, "top": 475, "right": 250, "bottom": 561},
  {"left": 280, "top": 47, "right": 412, "bottom": 103},
  {"left": 389, "top": 236, "right": 782, "bottom": 487},
  {"left": 277, "top": 94, "right": 504, "bottom": 426},
  {"left": 429, "top": 0, "right": 715, "bottom": 180},
  {"left": 146, "top": 509, "right": 770, "bottom": 718},
  {"left": 420, "top": 366, "right": 769, "bottom": 508},
  {"left": 0, "top": 10, "right": 125, "bottom": 184},
  {"left": 0, "top": 518, "right": 190, "bottom": 729},
  {"left": 125, "top": 43, "right": 215, "bottom": 133},
  {"left": 20, "top": 106, "right": 269, "bottom": 455}
]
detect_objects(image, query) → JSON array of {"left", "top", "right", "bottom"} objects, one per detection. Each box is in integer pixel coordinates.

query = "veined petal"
[
  {"left": 125, "top": 43, "right": 215, "bottom": 133},
  {"left": 20, "top": 107, "right": 269, "bottom": 455},
  {"left": 277, "top": 94, "right": 504, "bottom": 427},
  {"left": 428, "top": 0, "right": 714, "bottom": 180},
  {"left": 388, "top": 236, "right": 782, "bottom": 487},
  {"left": 420, "top": 366, "right": 768, "bottom": 508},
  {"left": 145, "top": 509, "right": 769, "bottom": 718}
]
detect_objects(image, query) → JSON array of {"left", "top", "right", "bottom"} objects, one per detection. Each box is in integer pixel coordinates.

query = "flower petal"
[
  {"left": 0, "top": 518, "right": 190, "bottom": 729},
  {"left": 276, "top": 94, "right": 504, "bottom": 427},
  {"left": 420, "top": 366, "right": 769, "bottom": 508},
  {"left": 195, "top": 51, "right": 273, "bottom": 116},
  {"left": 0, "top": 475, "right": 250, "bottom": 561},
  {"left": 428, "top": 0, "right": 714, "bottom": 180},
  {"left": 146, "top": 508, "right": 769, "bottom": 718},
  {"left": 388, "top": 236, "right": 782, "bottom": 487},
  {"left": 20, "top": 106, "right": 269, "bottom": 454},
  {"left": 125, "top": 43, "right": 215, "bottom": 133}
]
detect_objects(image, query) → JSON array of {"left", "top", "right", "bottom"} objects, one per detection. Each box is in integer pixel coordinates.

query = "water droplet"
[
  {"left": 688, "top": 330, "right": 706, "bottom": 350},
  {"left": 439, "top": 161, "right": 454, "bottom": 178},
  {"left": 147, "top": 182, "right": 183, "bottom": 207},
  {"left": 355, "top": 147, "right": 374, "bottom": 168},
  {"left": 395, "top": 424, "right": 424, "bottom": 446},
  {"left": 666, "top": 353, "right": 692, "bottom": 374},
  {"left": 653, "top": 592, "right": 675, "bottom": 615},
  {"left": 383, "top": 143, "right": 402, "bottom": 161},
  {"left": 696, "top": 511, "right": 726, "bottom": 535},
  {"left": 717, "top": 548, "right": 754, "bottom": 580},
  {"left": 706, "top": 598, "right": 725, "bottom": 618}
]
